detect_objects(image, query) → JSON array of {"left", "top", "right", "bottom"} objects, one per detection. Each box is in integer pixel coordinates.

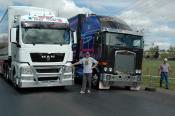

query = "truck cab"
[
  {"left": 69, "top": 14, "right": 144, "bottom": 89},
  {"left": 0, "top": 6, "right": 74, "bottom": 88}
]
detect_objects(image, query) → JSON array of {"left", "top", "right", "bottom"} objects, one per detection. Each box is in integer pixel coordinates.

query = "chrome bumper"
[
  {"left": 18, "top": 78, "right": 74, "bottom": 88},
  {"left": 18, "top": 65, "right": 74, "bottom": 88},
  {"left": 101, "top": 73, "right": 141, "bottom": 86}
]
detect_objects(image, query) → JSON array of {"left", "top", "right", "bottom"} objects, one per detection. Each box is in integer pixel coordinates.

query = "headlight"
[
  {"left": 64, "top": 66, "right": 72, "bottom": 73},
  {"left": 64, "top": 75, "right": 72, "bottom": 79},
  {"left": 104, "top": 67, "right": 108, "bottom": 72},
  {"left": 21, "top": 67, "right": 34, "bottom": 75},
  {"left": 109, "top": 67, "right": 113, "bottom": 72},
  {"left": 136, "top": 69, "right": 141, "bottom": 74}
]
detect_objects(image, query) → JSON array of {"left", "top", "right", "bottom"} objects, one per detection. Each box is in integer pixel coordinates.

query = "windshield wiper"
[
  {"left": 31, "top": 40, "right": 43, "bottom": 45},
  {"left": 133, "top": 46, "right": 140, "bottom": 48},
  {"left": 115, "top": 43, "right": 126, "bottom": 46},
  {"left": 52, "top": 42, "right": 60, "bottom": 44}
]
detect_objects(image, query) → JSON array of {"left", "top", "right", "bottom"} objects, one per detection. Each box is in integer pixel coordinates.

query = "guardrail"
[
  {"left": 143, "top": 75, "right": 175, "bottom": 80},
  {"left": 142, "top": 75, "right": 175, "bottom": 90}
]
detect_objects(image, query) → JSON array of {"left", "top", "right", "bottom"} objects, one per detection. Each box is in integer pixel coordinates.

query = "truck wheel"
[
  {"left": 125, "top": 86, "right": 131, "bottom": 90},
  {"left": 130, "top": 86, "right": 141, "bottom": 91},
  {"left": 59, "top": 86, "right": 65, "bottom": 90},
  {"left": 92, "top": 73, "right": 99, "bottom": 89},
  {"left": 12, "top": 68, "right": 19, "bottom": 89},
  {"left": 5, "top": 67, "right": 10, "bottom": 81}
]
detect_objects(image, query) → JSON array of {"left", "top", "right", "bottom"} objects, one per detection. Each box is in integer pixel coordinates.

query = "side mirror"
[
  {"left": 73, "top": 31, "right": 77, "bottom": 44},
  {"left": 11, "top": 28, "right": 17, "bottom": 43},
  {"left": 94, "top": 32, "right": 100, "bottom": 43}
]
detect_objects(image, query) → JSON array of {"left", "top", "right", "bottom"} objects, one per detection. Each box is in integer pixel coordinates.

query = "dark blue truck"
[{"left": 69, "top": 14, "right": 144, "bottom": 89}]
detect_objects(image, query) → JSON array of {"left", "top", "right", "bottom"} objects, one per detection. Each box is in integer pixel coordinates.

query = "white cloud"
[
  {"left": 0, "top": 0, "right": 13, "bottom": 9},
  {"left": 78, "top": 0, "right": 131, "bottom": 11},
  {"left": 0, "top": 0, "right": 92, "bottom": 18},
  {"left": 0, "top": 0, "right": 175, "bottom": 50},
  {"left": 118, "top": 10, "right": 153, "bottom": 30},
  {"left": 144, "top": 35, "right": 174, "bottom": 50},
  {"left": 15, "top": 0, "right": 92, "bottom": 18},
  {"left": 151, "top": 42, "right": 171, "bottom": 50},
  {"left": 152, "top": 26, "right": 175, "bottom": 36},
  {"left": 58, "top": 0, "right": 92, "bottom": 18},
  {"left": 144, "top": 40, "right": 171, "bottom": 50},
  {"left": 114, "top": 0, "right": 175, "bottom": 50}
]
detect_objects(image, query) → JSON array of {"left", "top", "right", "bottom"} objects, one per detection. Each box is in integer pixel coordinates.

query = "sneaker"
[
  {"left": 80, "top": 91, "right": 85, "bottom": 94},
  {"left": 87, "top": 90, "right": 91, "bottom": 94}
]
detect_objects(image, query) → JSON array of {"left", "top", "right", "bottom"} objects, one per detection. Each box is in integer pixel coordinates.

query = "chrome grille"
[
  {"left": 115, "top": 51, "right": 135, "bottom": 74},
  {"left": 38, "top": 77, "right": 58, "bottom": 81},
  {"left": 30, "top": 53, "right": 65, "bottom": 62},
  {"left": 36, "top": 69, "right": 60, "bottom": 73},
  {"left": 33, "top": 66, "right": 62, "bottom": 74}
]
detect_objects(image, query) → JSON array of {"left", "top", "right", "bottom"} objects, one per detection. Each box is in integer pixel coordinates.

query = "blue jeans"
[{"left": 160, "top": 72, "right": 169, "bottom": 89}]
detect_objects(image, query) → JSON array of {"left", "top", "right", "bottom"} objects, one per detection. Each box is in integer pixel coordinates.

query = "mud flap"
[
  {"left": 99, "top": 81, "right": 110, "bottom": 89},
  {"left": 129, "top": 82, "right": 141, "bottom": 91},
  {"left": 130, "top": 86, "right": 141, "bottom": 91}
]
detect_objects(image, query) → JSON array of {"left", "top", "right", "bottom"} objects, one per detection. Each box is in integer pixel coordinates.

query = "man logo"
[
  {"left": 41, "top": 54, "right": 55, "bottom": 61},
  {"left": 46, "top": 55, "right": 51, "bottom": 61}
]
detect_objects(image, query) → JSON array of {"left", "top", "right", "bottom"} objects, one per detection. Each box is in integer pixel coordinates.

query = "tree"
[
  {"left": 154, "top": 46, "right": 159, "bottom": 58},
  {"left": 167, "top": 46, "right": 175, "bottom": 57},
  {"left": 145, "top": 46, "right": 159, "bottom": 59}
]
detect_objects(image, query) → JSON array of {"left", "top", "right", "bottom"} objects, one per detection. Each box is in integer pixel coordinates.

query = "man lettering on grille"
[
  {"left": 72, "top": 52, "right": 98, "bottom": 94},
  {"left": 158, "top": 58, "right": 171, "bottom": 89}
]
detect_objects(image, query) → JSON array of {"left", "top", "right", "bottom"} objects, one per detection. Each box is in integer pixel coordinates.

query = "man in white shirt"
[{"left": 72, "top": 52, "right": 98, "bottom": 94}]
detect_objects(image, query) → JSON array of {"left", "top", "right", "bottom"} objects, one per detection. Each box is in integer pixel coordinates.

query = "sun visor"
[{"left": 21, "top": 21, "right": 69, "bottom": 29}]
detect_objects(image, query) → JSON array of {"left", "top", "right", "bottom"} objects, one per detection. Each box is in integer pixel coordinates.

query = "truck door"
[
  {"left": 94, "top": 33, "right": 102, "bottom": 59},
  {"left": 11, "top": 28, "right": 20, "bottom": 61}
]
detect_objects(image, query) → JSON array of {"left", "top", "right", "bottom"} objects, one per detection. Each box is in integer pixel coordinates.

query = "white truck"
[{"left": 0, "top": 6, "right": 75, "bottom": 88}]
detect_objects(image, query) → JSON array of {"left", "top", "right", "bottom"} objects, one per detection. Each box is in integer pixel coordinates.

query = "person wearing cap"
[
  {"left": 158, "top": 58, "right": 171, "bottom": 89},
  {"left": 72, "top": 52, "right": 98, "bottom": 94}
]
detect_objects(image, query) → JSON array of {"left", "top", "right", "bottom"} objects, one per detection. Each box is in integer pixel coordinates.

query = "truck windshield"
[
  {"left": 105, "top": 32, "right": 143, "bottom": 48},
  {"left": 22, "top": 28, "right": 70, "bottom": 45}
]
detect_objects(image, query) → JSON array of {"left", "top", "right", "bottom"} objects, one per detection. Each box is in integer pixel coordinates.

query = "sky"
[{"left": 0, "top": 0, "right": 175, "bottom": 50}]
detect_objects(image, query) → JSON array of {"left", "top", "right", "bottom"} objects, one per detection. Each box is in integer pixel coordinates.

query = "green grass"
[{"left": 142, "top": 59, "right": 175, "bottom": 90}]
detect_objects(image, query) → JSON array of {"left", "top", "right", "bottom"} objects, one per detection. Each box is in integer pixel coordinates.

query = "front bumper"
[
  {"left": 18, "top": 78, "right": 74, "bottom": 88},
  {"left": 18, "top": 65, "right": 74, "bottom": 88},
  {"left": 101, "top": 73, "right": 141, "bottom": 86}
]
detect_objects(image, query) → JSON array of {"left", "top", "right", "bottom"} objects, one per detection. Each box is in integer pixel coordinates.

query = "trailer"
[
  {"left": 69, "top": 14, "right": 144, "bottom": 89},
  {"left": 0, "top": 6, "right": 75, "bottom": 88}
]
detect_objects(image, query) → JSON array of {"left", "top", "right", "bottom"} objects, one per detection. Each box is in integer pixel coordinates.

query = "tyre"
[
  {"left": 125, "top": 86, "right": 131, "bottom": 90},
  {"left": 5, "top": 66, "right": 10, "bottom": 81},
  {"left": 11, "top": 68, "right": 20, "bottom": 89},
  {"left": 59, "top": 86, "right": 65, "bottom": 90}
]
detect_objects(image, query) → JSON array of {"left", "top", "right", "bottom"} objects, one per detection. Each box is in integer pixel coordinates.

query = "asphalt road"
[{"left": 0, "top": 76, "right": 175, "bottom": 116}]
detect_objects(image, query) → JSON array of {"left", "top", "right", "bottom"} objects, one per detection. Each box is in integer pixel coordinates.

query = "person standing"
[
  {"left": 158, "top": 58, "right": 171, "bottom": 89},
  {"left": 72, "top": 52, "right": 98, "bottom": 94}
]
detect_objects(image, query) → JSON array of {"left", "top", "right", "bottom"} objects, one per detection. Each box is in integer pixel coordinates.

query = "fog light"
[
  {"left": 104, "top": 67, "right": 108, "bottom": 72},
  {"left": 136, "top": 69, "right": 141, "bottom": 74},
  {"left": 109, "top": 67, "right": 113, "bottom": 72},
  {"left": 64, "top": 66, "right": 72, "bottom": 73},
  {"left": 21, "top": 67, "right": 33, "bottom": 75},
  {"left": 22, "top": 76, "right": 34, "bottom": 80},
  {"left": 64, "top": 75, "right": 72, "bottom": 79}
]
